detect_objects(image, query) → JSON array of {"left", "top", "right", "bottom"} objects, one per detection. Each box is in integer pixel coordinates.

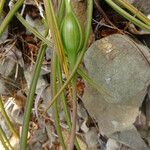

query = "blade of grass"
[
  {"left": 57, "top": 62, "right": 81, "bottom": 150},
  {"left": 57, "top": 63, "right": 71, "bottom": 126},
  {"left": 0, "top": 97, "right": 19, "bottom": 139},
  {"left": 77, "top": 67, "right": 112, "bottom": 98},
  {"left": 0, "top": 0, "right": 6, "bottom": 17},
  {"left": 0, "top": 0, "right": 24, "bottom": 37},
  {"left": 67, "top": 57, "right": 77, "bottom": 150},
  {"left": 0, "top": 133, "right": 9, "bottom": 150},
  {"left": 52, "top": 52, "right": 66, "bottom": 150},
  {"left": 43, "top": 0, "right": 69, "bottom": 77},
  {"left": 20, "top": 43, "right": 48, "bottom": 150},
  {"left": 0, "top": 125, "right": 14, "bottom": 150},
  {"left": 105, "top": 0, "right": 150, "bottom": 32},
  {"left": 57, "top": 0, "right": 65, "bottom": 25},
  {"left": 115, "top": 0, "right": 150, "bottom": 26},
  {"left": 44, "top": 0, "right": 93, "bottom": 114},
  {"left": 43, "top": 1, "right": 93, "bottom": 149},
  {"left": 16, "top": 13, "right": 51, "bottom": 47}
]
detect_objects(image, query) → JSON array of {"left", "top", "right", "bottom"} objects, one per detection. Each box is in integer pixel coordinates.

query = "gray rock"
[
  {"left": 46, "top": 47, "right": 52, "bottom": 61},
  {"left": 83, "top": 34, "right": 150, "bottom": 136},
  {"left": 28, "top": 129, "right": 48, "bottom": 150},
  {"left": 84, "top": 127, "right": 99, "bottom": 150},
  {"left": 0, "top": 45, "right": 24, "bottom": 94},
  {"left": 24, "top": 66, "right": 48, "bottom": 94},
  {"left": 144, "top": 85, "right": 150, "bottom": 127},
  {"left": 0, "top": 45, "right": 24, "bottom": 77},
  {"left": 111, "top": 126, "right": 148, "bottom": 150},
  {"left": 106, "top": 138, "right": 120, "bottom": 150},
  {"left": 0, "top": 81, "right": 6, "bottom": 95}
]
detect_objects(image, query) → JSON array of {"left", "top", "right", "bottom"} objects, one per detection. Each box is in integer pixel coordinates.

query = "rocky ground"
[{"left": 0, "top": 0, "right": 150, "bottom": 149}]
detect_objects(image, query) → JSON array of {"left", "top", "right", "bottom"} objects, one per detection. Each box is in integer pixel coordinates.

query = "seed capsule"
[{"left": 61, "top": 11, "right": 83, "bottom": 59}]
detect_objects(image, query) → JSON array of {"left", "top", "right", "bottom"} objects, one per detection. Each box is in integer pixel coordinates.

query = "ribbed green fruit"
[{"left": 61, "top": 11, "right": 83, "bottom": 59}]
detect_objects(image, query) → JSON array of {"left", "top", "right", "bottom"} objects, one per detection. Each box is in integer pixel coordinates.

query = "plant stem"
[
  {"left": 52, "top": 52, "right": 66, "bottom": 150},
  {"left": 64, "top": 0, "right": 71, "bottom": 13},
  {"left": 57, "top": 0, "right": 65, "bottom": 25},
  {"left": 0, "top": 0, "right": 24, "bottom": 37},
  {"left": 20, "top": 44, "right": 47, "bottom": 150},
  {"left": 43, "top": 0, "right": 69, "bottom": 77},
  {"left": 0, "top": 0, "right": 5, "bottom": 18},
  {"left": 44, "top": 0, "right": 93, "bottom": 112},
  {"left": 16, "top": 13, "right": 51, "bottom": 47},
  {"left": 0, "top": 134, "right": 9, "bottom": 150},
  {"left": 57, "top": 63, "right": 81, "bottom": 150},
  {"left": 0, "top": 97, "right": 19, "bottom": 139},
  {"left": 116, "top": 0, "right": 150, "bottom": 26},
  {"left": 57, "top": 63, "right": 71, "bottom": 126},
  {"left": 105, "top": 0, "right": 150, "bottom": 31},
  {"left": 66, "top": 56, "right": 77, "bottom": 150},
  {"left": 0, "top": 125, "right": 14, "bottom": 150}
]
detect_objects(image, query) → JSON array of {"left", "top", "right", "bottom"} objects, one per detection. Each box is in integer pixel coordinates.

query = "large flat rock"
[{"left": 83, "top": 34, "right": 150, "bottom": 136}]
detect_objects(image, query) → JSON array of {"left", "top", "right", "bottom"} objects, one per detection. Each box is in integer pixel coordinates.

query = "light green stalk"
[
  {"left": 0, "top": 0, "right": 24, "bottom": 37},
  {"left": 57, "top": 0, "right": 65, "bottom": 25},
  {"left": 67, "top": 57, "right": 77, "bottom": 150},
  {"left": 44, "top": 0, "right": 93, "bottom": 112},
  {"left": 64, "top": 0, "right": 71, "bottom": 13},
  {"left": 57, "top": 63, "right": 81, "bottom": 150},
  {"left": 20, "top": 43, "right": 47, "bottom": 150},
  {"left": 105, "top": 0, "right": 150, "bottom": 31},
  {"left": 0, "top": 126, "right": 14, "bottom": 150},
  {"left": 0, "top": 0, "right": 5, "bottom": 17},
  {"left": 115, "top": 0, "right": 150, "bottom": 26},
  {"left": 52, "top": 52, "right": 66, "bottom": 150},
  {"left": 0, "top": 134, "right": 9, "bottom": 150},
  {"left": 60, "top": 0, "right": 83, "bottom": 148},
  {"left": 16, "top": 13, "right": 51, "bottom": 46},
  {"left": 43, "top": 0, "right": 69, "bottom": 76},
  {"left": 0, "top": 97, "right": 19, "bottom": 138}
]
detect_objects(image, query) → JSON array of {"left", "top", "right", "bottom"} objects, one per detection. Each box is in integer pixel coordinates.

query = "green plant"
[
  {"left": 0, "top": 0, "right": 109, "bottom": 149},
  {"left": 0, "top": 0, "right": 25, "bottom": 37},
  {"left": 0, "top": 125, "right": 14, "bottom": 150},
  {"left": 0, "top": 0, "right": 6, "bottom": 17},
  {"left": 0, "top": 133, "right": 9, "bottom": 150},
  {"left": 60, "top": 1, "right": 84, "bottom": 149},
  {"left": 105, "top": 0, "right": 150, "bottom": 32},
  {"left": 20, "top": 42, "right": 48, "bottom": 150},
  {"left": 0, "top": 97, "right": 19, "bottom": 139}
]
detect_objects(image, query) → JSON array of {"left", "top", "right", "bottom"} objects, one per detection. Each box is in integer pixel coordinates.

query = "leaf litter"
[{"left": 0, "top": 0, "right": 150, "bottom": 149}]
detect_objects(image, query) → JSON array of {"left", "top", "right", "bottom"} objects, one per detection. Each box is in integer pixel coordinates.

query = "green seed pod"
[{"left": 61, "top": 11, "right": 83, "bottom": 59}]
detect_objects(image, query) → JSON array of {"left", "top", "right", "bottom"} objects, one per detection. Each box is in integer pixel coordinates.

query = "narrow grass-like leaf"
[
  {"left": 105, "top": 0, "right": 150, "bottom": 31},
  {"left": 20, "top": 43, "right": 48, "bottom": 150},
  {"left": 0, "top": 97, "right": 19, "bottom": 139},
  {"left": 43, "top": 0, "right": 69, "bottom": 77},
  {"left": 0, "top": 125, "right": 14, "bottom": 150},
  {"left": 0, "top": 0, "right": 24, "bottom": 37},
  {"left": 52, "top": 52, "right": 66, "bottom": 150},
  {"left": 0, "top": 0, "right": 6, "bottom": 18},
  {"left": 57, "top": 0, "right": 65, "bottom": 25},
  {"left": 115, "top": 0, "right": 150, "bottom": 26},
  {"left": 44, "top": 0, "right": 93, "bottom": 114},
  {"left": 0, "top": 133, "right": 9, "bottom": 150},
  {"left": 77, "top": 67, "right": 112, "bottom": 97},
  {"left": 16, "top": 13, "right": 51, "bottom": 46},
  {"left": 57, "top": 57, "right": 81, "bottom": 150}
]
